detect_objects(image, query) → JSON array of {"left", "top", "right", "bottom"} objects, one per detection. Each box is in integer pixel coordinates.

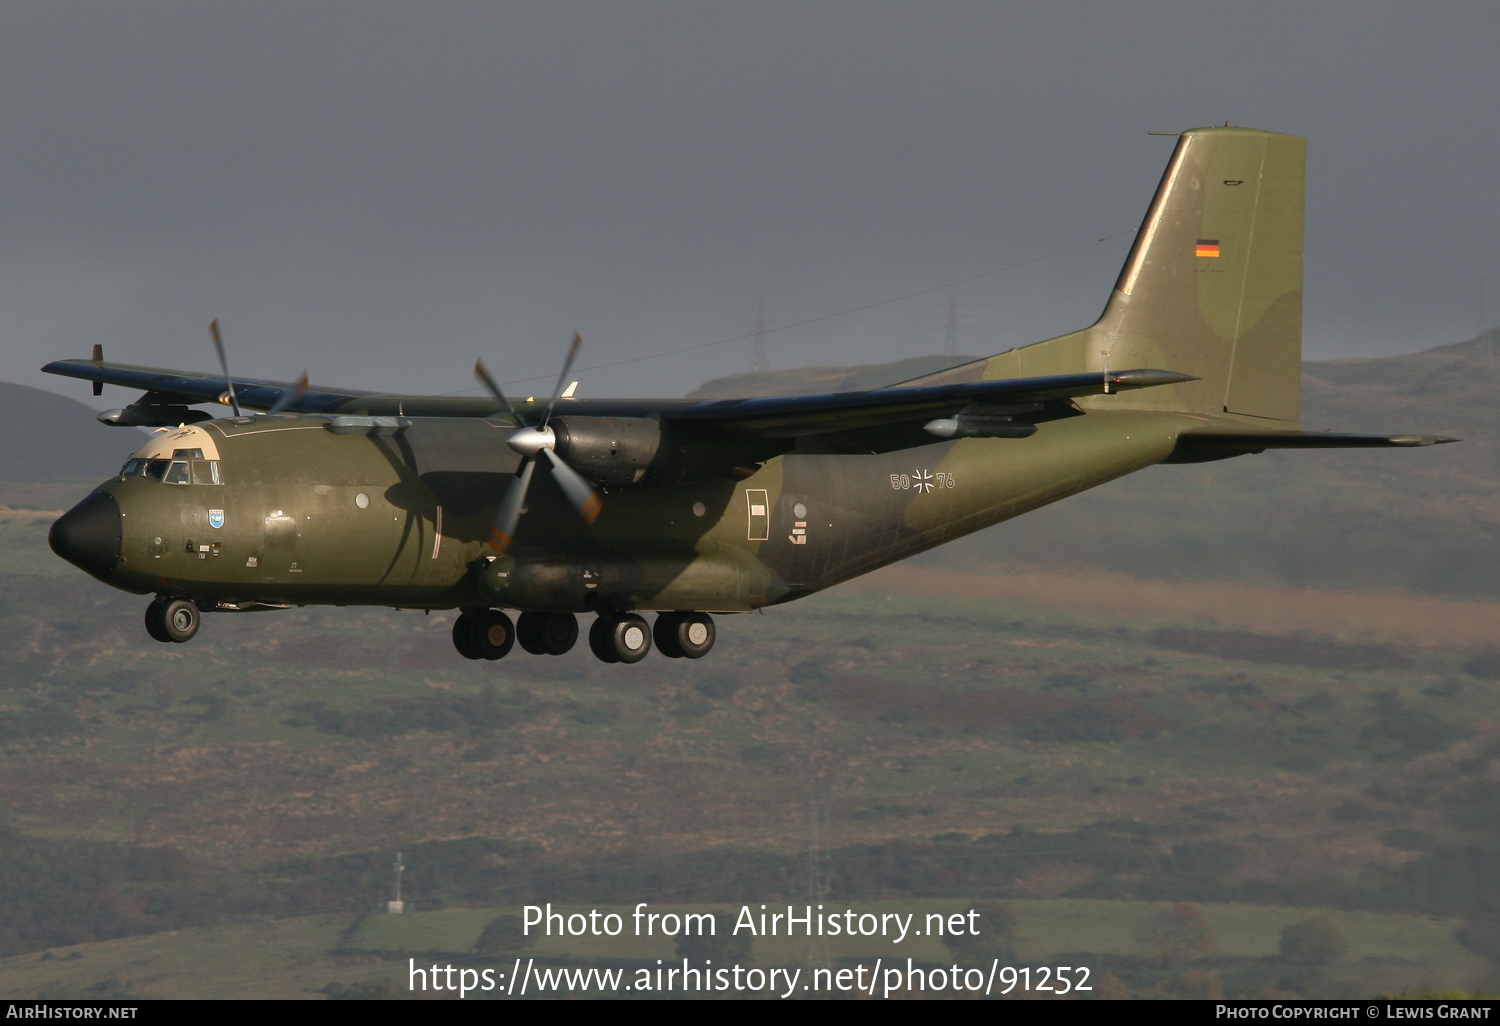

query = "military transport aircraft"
[{"left": 45, "top": 126, "right": 1454, "bottom": 665}]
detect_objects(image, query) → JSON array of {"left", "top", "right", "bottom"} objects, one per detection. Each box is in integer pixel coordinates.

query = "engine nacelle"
[{"left": 550, "top": 416, "right": 666, "bottom": 487}]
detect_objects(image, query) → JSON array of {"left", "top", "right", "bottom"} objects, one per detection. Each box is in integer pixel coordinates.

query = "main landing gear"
[
  {"left": 516, "top": 611, "right": 579, "bottom": 656},
  {"left": 588, "top": 611, "right": 717, "bottom": 664},
  {"left": 145, "top": 597, "right": 199, "bottom": 643},
  {"left": 449, "top": 609, "right": 717, "bottom": 664},
  {"left": 452, "top": 608, "right": 516, "bottom": 660},
  {"left": 653, "top": 612, "right": 716, "bottom": 659}
]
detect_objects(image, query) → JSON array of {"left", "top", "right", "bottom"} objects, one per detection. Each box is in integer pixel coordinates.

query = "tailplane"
[{"left": 905, "top": 127, "right": 1305, "bottom": 423}]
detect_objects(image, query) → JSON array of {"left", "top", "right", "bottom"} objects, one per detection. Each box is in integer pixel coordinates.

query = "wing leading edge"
[{"left": 41, "top": 358, "right": 1194, "bottom": 435}]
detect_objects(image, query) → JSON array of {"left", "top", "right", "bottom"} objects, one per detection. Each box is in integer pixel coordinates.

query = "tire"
[
  {"left": 516, "top": 612, "right": 548, "bottom": 655},
  {"left": 452, "top": 612, "right": 483, "bottom": 660},
  {"left": 144, "top": 600, "right": 173, "bottom": 643},
  {"left": 473, "top": 609, "right": 515, "bottom": 660},
  {"left": 588, "top": 615, "right": 621, "bottom": 663},
  {"left": 653, "top": 613, "right": 685, "bottom": 658},
  {"left": 673, "top": 612, "right": 715, "bottom": 659},
  {"left": 541, "top": 613, "right": 577, "bottom": 655},
  {"left": 606, "top": 613, "right": 652, "bottom": 664},
  {"left": 517, "top": 612, "right": 578, "bottom": 656},
  {"left": 160, "top": 598, "right": 199, "bottom": 643}
]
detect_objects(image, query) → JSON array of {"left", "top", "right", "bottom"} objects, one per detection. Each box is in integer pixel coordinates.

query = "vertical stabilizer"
[{"left": 903, "top": 127, "right": 1305, "bottom": 422}]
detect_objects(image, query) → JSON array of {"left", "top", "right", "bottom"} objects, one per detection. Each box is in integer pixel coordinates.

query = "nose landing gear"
[{"left": 145, "top": 598, "right": 199, "bottom": 643}]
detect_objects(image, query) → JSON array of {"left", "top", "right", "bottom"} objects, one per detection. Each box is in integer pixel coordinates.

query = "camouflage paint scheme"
[{"left": 46, "top": 128, "right": 1451, "bottom": 621}]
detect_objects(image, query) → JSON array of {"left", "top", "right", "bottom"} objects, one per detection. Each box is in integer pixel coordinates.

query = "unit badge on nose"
[{"left": 208, "top": 510, "right": 225, "bottom": 529}]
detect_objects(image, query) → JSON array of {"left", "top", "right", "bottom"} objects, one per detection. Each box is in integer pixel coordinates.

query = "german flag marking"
[{"left": 1195, "top": 239, "right": 1221, "bottom": 258}]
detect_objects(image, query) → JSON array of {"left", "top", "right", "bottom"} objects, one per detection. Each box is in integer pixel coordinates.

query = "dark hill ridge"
[{"left": 0, "top": 383, "right": 144, "bottom": 483}]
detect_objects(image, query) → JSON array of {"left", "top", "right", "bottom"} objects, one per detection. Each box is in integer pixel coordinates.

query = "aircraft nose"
[{"left": 49, "top": 490, "right": 123, "bottom": 578}]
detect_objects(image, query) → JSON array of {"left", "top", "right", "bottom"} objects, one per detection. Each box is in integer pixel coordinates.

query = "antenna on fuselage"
[{"left": 209, "top": 319, "right": 240, "bottom": 417}]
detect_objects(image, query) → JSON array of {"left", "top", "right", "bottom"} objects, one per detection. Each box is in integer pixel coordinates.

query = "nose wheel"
[{"left": 145, "top": 598, "right": 199, "bottom": 643}]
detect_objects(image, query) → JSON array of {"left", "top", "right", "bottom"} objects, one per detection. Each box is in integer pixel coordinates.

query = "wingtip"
[{"left": 1390, "top": 434, "right": 1461, "bottom": 447}]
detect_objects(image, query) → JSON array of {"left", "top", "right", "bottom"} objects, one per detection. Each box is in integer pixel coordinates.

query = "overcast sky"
[{"left": 2, "top": 1, "right": 1496, "bottom": 404}]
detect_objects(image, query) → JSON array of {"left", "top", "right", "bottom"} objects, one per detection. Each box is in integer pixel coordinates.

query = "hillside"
[{"left": 0, "top": 383, "right": 143, "bottom": 482}]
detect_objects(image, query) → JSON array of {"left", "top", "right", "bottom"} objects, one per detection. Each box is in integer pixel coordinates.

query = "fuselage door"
[
  {"left": 261, "top": 510, "right": 301, "bottom": 578},
  {"left": 745, "top": 488, "right": 770, "bottom": 542}
]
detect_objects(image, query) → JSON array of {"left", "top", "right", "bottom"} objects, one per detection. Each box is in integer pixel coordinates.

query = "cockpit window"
[
  {"left": 127, "top": 456, "right": 222, "bottom": 483},
  {"left": 173, "top": 448, "right": 204, "bottom": 460}
]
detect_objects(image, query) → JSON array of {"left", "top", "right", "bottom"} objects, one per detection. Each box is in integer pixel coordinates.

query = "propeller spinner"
[{"left": 475, "top": 334, "right": 602, "bottom": 555}]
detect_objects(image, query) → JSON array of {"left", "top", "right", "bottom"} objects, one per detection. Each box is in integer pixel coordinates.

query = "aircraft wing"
[
  {"left": 662, "top": 369, "right": 1194, "bottom": 437},
  {"left": 42, "top": 358, "right": 1194, "bottom": 431},
  {"left": 41, "top": 359, "right": 382, "bottom": 411}
]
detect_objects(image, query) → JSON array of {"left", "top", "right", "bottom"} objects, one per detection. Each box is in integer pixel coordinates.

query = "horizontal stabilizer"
[{"left": 1168, "top": 430, "right": 1458, "bottom": 463}]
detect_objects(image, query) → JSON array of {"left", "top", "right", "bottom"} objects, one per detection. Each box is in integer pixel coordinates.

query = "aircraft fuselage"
[{"left": 54, "top": 409, "right": 1190, "bottom": 615}]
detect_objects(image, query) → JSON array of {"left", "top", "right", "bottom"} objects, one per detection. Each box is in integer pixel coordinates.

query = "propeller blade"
[
  {"left": 209, "top": 319, "right": 240, "bottom": 417},
  {"left": 540, "top": 447, "right": 603, "bottom": 524},
  {"left": 541, "top": 332, "right": 582, "bottom": 429},
  {"left": 486, "top": 458, "right": 536, "bottom": 555},
  {"left": 474, "top": 359, "right": 522, "bottom": 424},
  {"left": 266, "top": 372, "right": 309, "bottom": 415}
]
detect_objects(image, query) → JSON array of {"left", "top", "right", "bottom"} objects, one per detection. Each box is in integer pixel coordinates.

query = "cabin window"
[
  {"left": 164, "top": 461, "right": 191, "bottom": 485},
  {"left": 142, "top": 459, "right": 171, "bottom": 481},
  {"left": 191, "top": 460, "right": 222, "bottom": 485}
]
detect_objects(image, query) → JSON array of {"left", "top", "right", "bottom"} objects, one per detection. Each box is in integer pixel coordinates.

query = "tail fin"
[{"left": 906, "top": 127, "right": 1305, "bottom": 422}]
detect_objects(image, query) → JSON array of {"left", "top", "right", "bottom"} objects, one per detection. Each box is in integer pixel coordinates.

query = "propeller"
[
  {"left": 209, "top": 319, "right": 241, "bottom": 417},
  {"left": 474, "top": 333, "right": 602, "bottom": 556},
  {"left": 266, "top": 372, "right": 309, "bottom": 415}
]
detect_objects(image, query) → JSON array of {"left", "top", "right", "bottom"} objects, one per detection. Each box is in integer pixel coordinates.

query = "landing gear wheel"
[
  {"left": 452, "top": 611, "right": 483, "bottom": 660},
  {"left": 146, "top": 598, "right": 199, "bottom": 643},
  {"left": 588, "top": 616, "right": 620, "bottom": 663},
  {"left": 656, "top": 612, "right": 715, "bottom": 659},
  {"left": 590, "top": 613, "right": 652, "bottom": 664},
  {"left": 144, "top": 600, "right": 172, "bottom": 643},
  {"left": 473, "top": 609, "right": 515, "bottom": 660},
  {"left": 654, "top": 614, "right": 685, "bottom": 658},
  {"left": 517, "top": 612, "right": 578, "bottom": 656}
]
